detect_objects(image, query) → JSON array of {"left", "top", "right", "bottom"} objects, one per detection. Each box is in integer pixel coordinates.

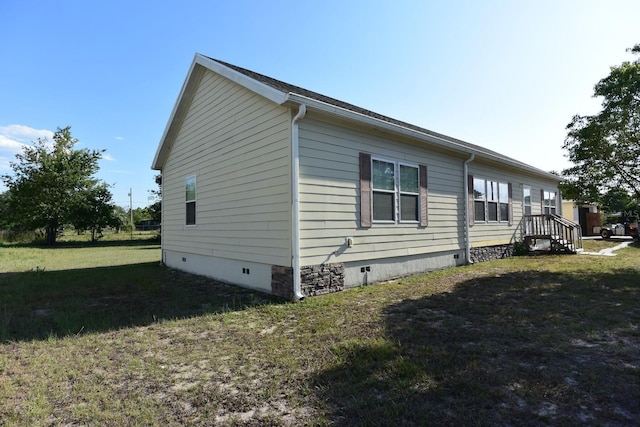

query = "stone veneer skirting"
[
  {"left": 271, "top": 265, "right": 294, "bottom": 300},
  {"left": 470, "top": 244, "right": 514, "bottom": 264},
  {"left": 271, "top": 263, "right": 345, "bottom": 299},
  {"left": 300, "top": 263, "right": 344, "bottom": 296}
]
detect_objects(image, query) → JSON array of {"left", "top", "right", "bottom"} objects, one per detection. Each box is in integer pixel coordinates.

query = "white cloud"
[
  {"left": 0, "top": 134, "right": 26, "bottom": 152},
  {"left": 0, "top": 124, "right": 53, "bottom": 144},
  {"left": 115, "top": 136, "right": 125, "bottom": 141},
  {"left": 0, "top": 124, "right": 55, "bottom": 173},
  {"left": 0, "top": 135, "right": 27, "bottom": 174},
  {"left": 102, "top": 153, "right": 115, "bottom": 161}
]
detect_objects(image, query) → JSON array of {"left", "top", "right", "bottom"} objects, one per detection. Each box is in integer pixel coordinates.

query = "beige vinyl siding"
[
  {"left": 468, "top": 160, "right": 560, "bottom": 246},
  {"left": 162, "top": 69, "right": 292, "bottom": 266},
  {"left": 298, "top": 117, "right": 465, "bottom": 265}
]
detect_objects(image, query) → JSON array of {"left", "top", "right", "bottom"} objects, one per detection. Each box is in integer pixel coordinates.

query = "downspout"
[
  {"left": 291, "top": 104, "right": 307, "bottom": 300},
  {"left": 463, "top": 153, "right": 475, "bottom": 264}
]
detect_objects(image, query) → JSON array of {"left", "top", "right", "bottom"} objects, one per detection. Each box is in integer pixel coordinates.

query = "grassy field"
[{"left": 0, "top": 237, "right": 638, "bottom": 425}]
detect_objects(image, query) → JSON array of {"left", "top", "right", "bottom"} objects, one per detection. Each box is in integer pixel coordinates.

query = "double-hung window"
[
  {"left": 473, "top": 178, "right": 487, "bottom": 222},
  {"left": 523, "top": 187, "right": 532, "bottom": 215},
  {"left": 372, "top": 160, "right": 396, "bottom": 221},
  {"left": 499, "top": 182, "right": 509, "bottom": 221},
  {"left": 185, "top": 176, "right": 196, "bottom": 225},
  {"left": 399, "top": 164, "right": 419, "bottom": 222},
  {"left": 372, "top": 158, "right": 420, "bottom": 223},
  {"left": 487, "top": 181, "right": 499, "bottom": 221},
  {"left": 543, "top": 190, "right": 557, "bottom": 215},
  {"left": 473, "top": 177, "right": 511, "bottom": 223}
]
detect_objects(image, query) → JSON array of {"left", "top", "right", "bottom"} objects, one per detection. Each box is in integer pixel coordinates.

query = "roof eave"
[{"left": 151, "top": 56, "right": 200, "bottom": 170}]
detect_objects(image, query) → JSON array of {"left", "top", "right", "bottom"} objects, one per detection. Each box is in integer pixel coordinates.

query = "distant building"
[
  {"left": 135, "top": 220, "right": 161, "bottom": 231},
  {"left": 562, "top": 200, "right": 600, "bottom": 236}
]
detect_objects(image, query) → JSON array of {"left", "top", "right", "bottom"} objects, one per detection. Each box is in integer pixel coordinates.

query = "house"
[
  {"left": 152, "top": 54, "right": 564, "bottom": 300},
  {"left": 561, "top": 200, "right": 600, "bottom": 236}
]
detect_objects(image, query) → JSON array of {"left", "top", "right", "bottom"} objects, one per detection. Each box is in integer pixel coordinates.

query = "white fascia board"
[
  {"left": 195, "top": 54, "right": 288, "bottom": 105},
  {"left": 152, "top": 57, "right": 200, "bottom": 170},
  {"left": 285, "top": 93, "right": 561, "bottom": 182}
]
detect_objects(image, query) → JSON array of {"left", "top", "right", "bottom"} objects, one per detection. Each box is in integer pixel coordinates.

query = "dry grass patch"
[{"left": 1, "top": 239, "right": 639, "bottom": 425}]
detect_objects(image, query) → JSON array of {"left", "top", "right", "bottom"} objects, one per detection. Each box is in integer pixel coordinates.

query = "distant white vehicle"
[{"left": 599, "top": 221, "right": 639, "bottom": 240}]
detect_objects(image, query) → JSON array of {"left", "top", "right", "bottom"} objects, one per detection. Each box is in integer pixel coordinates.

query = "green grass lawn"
[{"left": 1, "top": 238, "right": 639, "bottom": 425}]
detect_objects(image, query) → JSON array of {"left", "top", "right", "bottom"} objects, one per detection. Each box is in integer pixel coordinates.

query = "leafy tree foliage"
[
  {"left": 111, "top": 205, "right": 128, "bottom": 232},
  {"left": 1, "top": 126, "right": 112, "bottom": 245},
  {"left": 69, "top": 181, "right": 119, "bottom": 241},
  {"left": 148, "top": 174, "right": 162, "bottom": 222},
  {"left": 0, "top": 191, "right": 15, "bottom": 230},
  {"left": 562, "top": 44, "right": 640, "bottom": 203}
]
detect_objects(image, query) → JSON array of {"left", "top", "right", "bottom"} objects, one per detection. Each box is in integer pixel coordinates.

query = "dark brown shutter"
[
  {"left": 359, "top": 152, "right": 372, "bottom": 228},
  {"left": 540, "top": 189, "right": 545, "bottom": 213},
  {"left": 468, "top": 174, "right": 474, "bottom": 226},
  {"left": 508, "top": 182, "right": 513, "bottom": 226},
  {"left": 419, "top": 164, "right": 428, "bottom": 227}
]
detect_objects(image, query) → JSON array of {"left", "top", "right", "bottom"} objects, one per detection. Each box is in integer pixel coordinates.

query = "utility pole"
[{"left": 129, "top": 188, "right": 133, "bottom": 240}]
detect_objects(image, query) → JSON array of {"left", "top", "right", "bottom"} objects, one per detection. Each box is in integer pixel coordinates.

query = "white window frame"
[
  {"left": 487, "top": 180, "right": 499, "bottom": 222},
  {"left": 499, "top": 182, "right": 509, "bottom": 222},
  {"left": 473, "top": 177, "right": 487, "bottom": 222},
  {"left": 523, "top": 186, "right": 532, "bottom": 215},
  {"left": 398, "top": 163, "right": 420, "bottom": 224},
  {"left": 185, "top": 175, "right": 196, "bottom": 226},
  {"left": 371, "top": 157, "right": 420, "bottom": 224},
  {"left": 544, "top": 190, "right": 557, "bottom": 215}
]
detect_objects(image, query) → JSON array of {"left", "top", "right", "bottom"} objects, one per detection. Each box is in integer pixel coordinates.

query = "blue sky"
[{"left": 1, "top": 0, "right": 638, "bottom": 208}]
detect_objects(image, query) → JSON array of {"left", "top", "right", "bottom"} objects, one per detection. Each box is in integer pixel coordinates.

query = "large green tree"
[
  {"left": 562, "top": 44, "right": 640, "bottom": 203},
  {"left": 1, "top": 126, "right": 110, "bottom": 245},
  {"left": 69, "top": 181, "right": 119, "bottom": 241}
]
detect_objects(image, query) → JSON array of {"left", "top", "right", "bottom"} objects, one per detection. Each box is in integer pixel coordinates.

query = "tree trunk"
[{"left": 45, "top": 223, "right": 58, "bottom": 246}]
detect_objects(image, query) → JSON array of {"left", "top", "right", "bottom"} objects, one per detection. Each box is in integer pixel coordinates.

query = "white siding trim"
[{"left": 195, "top": 55, "right": 288, "bottom": 105}]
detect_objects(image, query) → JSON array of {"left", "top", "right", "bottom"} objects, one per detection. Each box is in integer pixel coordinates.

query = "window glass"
[
  {"left": 186, "top": 202, "right": 196, "bottom": 225},
  {"left": 499, "top": 182, "right": 509, "bottom": 221},
  {"left": 399, "top": 165, "right": 419, "bottom": 222},
  {"left": 487, "top": 202, "right": 498, "bottom": 221},
  {"left": 373, "top": 191, "right": 394, "bottom": 221},
  {"left": 372, "top": 159, "right": 395, "bottom": 221},
  {"left": 400, "top": 165, "right": 418, "bottom": 193},
  {"left": 523, "top": 187, "right": 531, "bottom": 215},
  {"left": 499, "top": 182, "right": 509, "bottom": 203},
  {"left": 474, "top": 200, "right": 486, "bottom": 222},
  {"left": 185, "top": 176, "right": 196, "bottom": 225},
  {"left": 400, "top": 194, "right": 418, "bottom": 221},
  {"left": 500, "top": 202, "right": 509, "bottom": 221},
  {"left": 186, "top": 177, "right": 196, "bottom": 202},
  {"left": 372, "top": 160, "right": 395, "bottom": 191},
  {"left": 488, "top": 181, "right": 498, "bottom": 202},
  {"left": 473, "top": 178, "right": 485, "bottom": 200},
  {"left": 544, "top": 191, "right": 557, "bottom": 215}
]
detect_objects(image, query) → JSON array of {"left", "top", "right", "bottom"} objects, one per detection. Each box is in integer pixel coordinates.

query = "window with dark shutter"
[{"left": 360, "top": 153, "right": 427, "bottom": 226}]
